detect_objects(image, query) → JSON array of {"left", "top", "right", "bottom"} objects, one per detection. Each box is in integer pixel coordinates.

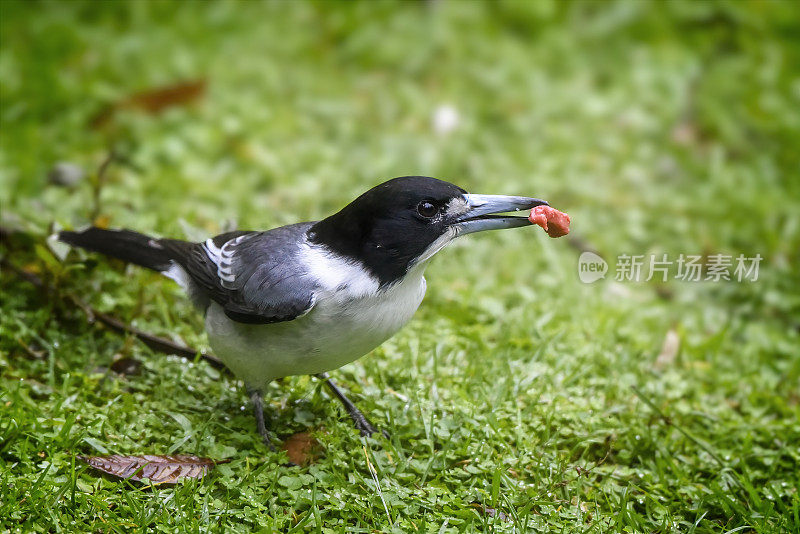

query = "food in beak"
[{"left": 529, "top": 205, "right": 571, "bottom": 238}]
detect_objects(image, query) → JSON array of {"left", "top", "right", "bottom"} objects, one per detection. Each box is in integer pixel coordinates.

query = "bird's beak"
[{"left": 451, "top": 194, "right": 549, "bottom": 235}]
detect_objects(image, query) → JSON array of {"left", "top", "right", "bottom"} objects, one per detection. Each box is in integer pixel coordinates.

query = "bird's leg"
[
  {"left": 316, "top": 373, "right": 388, "bottom": 438},
  {"left": 250, "top": 389, "right": 277, "bottom": 451}
]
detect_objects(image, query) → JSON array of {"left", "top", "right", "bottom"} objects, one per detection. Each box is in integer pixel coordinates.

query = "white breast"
[{"left": 204, "top": 245, "right": 427, "bottom": 391}]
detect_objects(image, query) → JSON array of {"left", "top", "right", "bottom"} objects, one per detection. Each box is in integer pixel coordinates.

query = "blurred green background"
[{"left": 1, "top": 1, "right": 798, "bottom": 532}]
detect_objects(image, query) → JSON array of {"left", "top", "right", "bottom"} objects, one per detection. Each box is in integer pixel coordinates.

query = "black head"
[{"left": 308, "top": 176, "right": 548, "bottom": 285}]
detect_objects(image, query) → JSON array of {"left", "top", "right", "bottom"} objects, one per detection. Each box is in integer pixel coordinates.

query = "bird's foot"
[
  {"left": 316, "top": 373, "right": 390, "bottom": 439},
  {"left": 250, "top": 389, "right": 278, "bottom": 451},
  {"left": 345, "top": 403, "right": 391, "bottom": 439},
  {"left": 349, "top": 410, "right": 384, "bottom": 438},
  {"left": 259, "top": 428, "right": 278, "bottom": 452}
]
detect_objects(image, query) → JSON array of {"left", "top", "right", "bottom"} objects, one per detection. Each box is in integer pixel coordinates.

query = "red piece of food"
[{"left": 529, "top": 205, "right": 571, "bottom": 238}]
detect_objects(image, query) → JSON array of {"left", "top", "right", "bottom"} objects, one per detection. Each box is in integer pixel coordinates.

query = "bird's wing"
[{"left": 161, "top": 224, "right": 318, "bottom": 324}]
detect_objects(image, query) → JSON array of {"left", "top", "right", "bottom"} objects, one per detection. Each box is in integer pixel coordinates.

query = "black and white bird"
[{"left": 59, "top": 176, "right": 548, "bottom": 446}]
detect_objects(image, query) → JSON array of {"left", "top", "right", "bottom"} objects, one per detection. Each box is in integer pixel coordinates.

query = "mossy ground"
[{"left": 1, "top": 1, "right": 799, "bottom": 532}]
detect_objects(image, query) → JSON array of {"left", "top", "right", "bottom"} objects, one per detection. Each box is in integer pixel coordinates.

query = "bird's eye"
[{"left": 417, "top": 201, "right": 438, "bottom": 218}]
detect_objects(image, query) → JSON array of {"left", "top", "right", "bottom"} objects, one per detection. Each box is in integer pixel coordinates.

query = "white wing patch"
[
  {"left": 204, "top": 235, "right": 250, "bottom": 289},
  {"left": 203, "top": 239, "right": 222, "bottom": 262},
  {"left": 163, "top": 262, "right": 192, "bottom": 290}
]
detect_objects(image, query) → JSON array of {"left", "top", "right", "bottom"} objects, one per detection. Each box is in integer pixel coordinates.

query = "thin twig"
[
  {"left": 631, "top": 385, "right": 725, "bottom": 467},
  {"left": 1, "top": 255, "right": 227, "bottom": 371},
  {"left": 90, "top": 151, "right": 116, "bottom": 221}
]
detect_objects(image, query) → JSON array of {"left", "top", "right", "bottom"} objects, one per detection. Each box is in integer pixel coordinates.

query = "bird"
[{"left": 58, "top": 176, "right": 549, "bottom": 447}]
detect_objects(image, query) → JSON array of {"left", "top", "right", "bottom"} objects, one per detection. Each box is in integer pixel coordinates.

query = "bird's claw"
[
  {"left": 351, "top": 413, "right": 390, "bottom": 439},
  {"left": 260, "top": 430, "right": 278, "bottom": 452}
]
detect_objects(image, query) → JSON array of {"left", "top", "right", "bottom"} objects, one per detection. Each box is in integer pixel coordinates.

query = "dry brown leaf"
[
  {"left": 79, "top": 454, "right": 227, "bottom": 484},
  {"left": 90, "top": 79, "right": 206, "bottom": 128},
  {"left": 655, "top": 328, "right": 680, "bottom": 369},
  {"left": 281, "top": 432, "right": 320, "bottom": 466},
  {"left": 123, "top": 80, "right": 207, "bottom": 114}
]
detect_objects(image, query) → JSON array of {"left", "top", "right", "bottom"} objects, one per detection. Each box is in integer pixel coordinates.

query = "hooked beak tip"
[{"left": 452, "top": 193, "right": 549, "bottom": 234}]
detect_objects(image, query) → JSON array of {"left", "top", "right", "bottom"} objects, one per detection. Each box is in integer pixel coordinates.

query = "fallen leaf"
[
  {"left": 124, "top": 79, "right": 206, "bottom": 114},
  {"left": 79, "top": 454, "right": 227, "bottom": 484},
  {"left": 281, "top": 432, "right": 320, "bottom": 466},
  {"left": 654, "top": 328, "right": 680, "bottom": 369},
  {"left": 90, "top": 79, "right": 206, "bottom": 128}
]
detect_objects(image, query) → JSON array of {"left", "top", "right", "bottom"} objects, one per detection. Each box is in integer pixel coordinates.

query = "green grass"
[{"left": 2, "top": 1, "right": 799, "bottom": 531}]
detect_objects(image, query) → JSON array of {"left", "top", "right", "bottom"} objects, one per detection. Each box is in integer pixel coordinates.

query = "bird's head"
[{"left": 308, "top": 176, "right": 548, "bottom": 285}]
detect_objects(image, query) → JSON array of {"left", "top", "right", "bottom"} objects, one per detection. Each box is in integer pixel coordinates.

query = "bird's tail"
[{"left": 58, "top": 227, "right": 181, "bottom": 272}]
